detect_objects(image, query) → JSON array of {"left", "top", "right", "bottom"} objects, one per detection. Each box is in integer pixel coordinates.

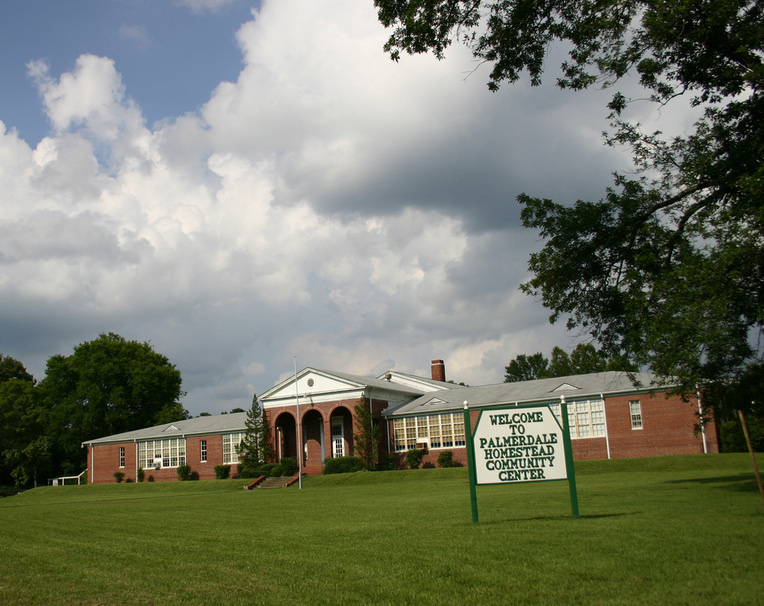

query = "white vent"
[{"left": 552, "top": 383, "right": 580, "bottom": 392}]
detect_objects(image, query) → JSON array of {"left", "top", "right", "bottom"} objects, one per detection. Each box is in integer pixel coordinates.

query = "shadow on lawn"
[
  {"left": 478, "top": 512, "right": 640, "bottom": 525},
  {"left": 665, "top": 473, "right": 760, "bottom": 493}
]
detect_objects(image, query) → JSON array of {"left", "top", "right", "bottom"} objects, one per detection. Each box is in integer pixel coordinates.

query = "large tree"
[
  {"left": 0, "top": 355, "right": 34, "bottom": 384},
  {"left": 0, "top": 369, "right": 49, "bottom": 488},
  {"left": 375, "top": 1, "right": 764, "bottom": 401},
  {"left": 504, "top": 344, "right": 636, "bottom": 382},
  {"left": 39, "top": 333, "right": 188, "bottom": 474}
]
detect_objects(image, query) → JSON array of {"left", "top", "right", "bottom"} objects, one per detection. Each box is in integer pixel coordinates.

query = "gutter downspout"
[
  {"left": 601, "top": 393, "right": 612, "bottom": 460},
  {"left": 697, "top": 386, "right": 708, "bottom": 454}
]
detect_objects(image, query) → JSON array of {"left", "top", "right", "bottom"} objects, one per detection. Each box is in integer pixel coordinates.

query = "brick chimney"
[{"left": 431, "top": 359, "right": 446, "bottom": 382}]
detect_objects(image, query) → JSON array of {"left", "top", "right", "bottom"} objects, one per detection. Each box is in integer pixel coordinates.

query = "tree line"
[{"left": 0, "top": 333, "right": 187, "bottom": 490}]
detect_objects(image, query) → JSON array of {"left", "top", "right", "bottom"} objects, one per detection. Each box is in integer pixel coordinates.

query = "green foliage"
[
  {"left": 378, "top": 452, "right": 398, "bottom": 471},
  {"left": 137, "top": 467, "right": 144, "bottom": 483},
  {"left": 35, "top": 333, "right": 187, "bottom": 478},
  {"left": 272, "top": 457, "right": 298, "bottom": 477},
  {"left": 0, "top": 379, "right": 52, "bottom": 488},
  {"left": 405, "top": 448, "right": 426, "bottom": 469},
  {"left": 322, "top": 456, "right": 364, "bottom": 474},
  {"left": 237, "top": 462, "right": 278, "bottom": 479},
  {"left": 436, "top": 451, "right": 454, "bottom": 468},
  {"left": 176, "top": 465, "right": 191, "bottom": 481},
  {"left": 376, "top": 1, "right": 764, "bottom": 401},
  {"left": 504, "top": 344, "right": 636, "bottom": 382},
  {"left": 213, "top": 465, "right": 230, "bottom": 480},
  {"left": 237, "top": 394, "right": 273, "bottom": 469},
  {"left": 113, "top": 472, "right": 125, "bottom": 483},
  {"left": 0, "top": 355, "right": 34, "bottom": 384},
  {"left": 720, "top": 418, "right": 764, "bottom": 452},
  {"left": 353, "top": 396, "right": 381, "bottom": 470}
]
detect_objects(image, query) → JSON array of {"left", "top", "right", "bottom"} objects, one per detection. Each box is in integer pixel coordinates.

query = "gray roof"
[
  {"left": 384, "top": 371, "right": 665, "bottom": 417},
  {"left": 82, "top": 412, "right": 248, "bottom": 445},
  {"left": 307, "top": 368, "right": 431, "bottom": 396}
]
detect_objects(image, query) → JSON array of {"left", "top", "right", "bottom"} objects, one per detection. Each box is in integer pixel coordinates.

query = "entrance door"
[{"left": 331, "top": 418, "right": 344, "bottom": 457}]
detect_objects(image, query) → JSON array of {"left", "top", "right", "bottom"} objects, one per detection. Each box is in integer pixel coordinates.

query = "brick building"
[{"left": 82, "top": 361, "right": 718, "bottom": 483}]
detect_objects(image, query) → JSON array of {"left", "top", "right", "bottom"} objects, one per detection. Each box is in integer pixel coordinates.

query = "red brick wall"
[
  {"left": 87, "top": 432, "right": 244, "bottom": 484},
  {"left": 384, "top": 391, "right": 719, "bottom": 469},
  {"left": 605, "top": 392, "right": 719, "bottom": 458},
  {"left": 265, "top": 396, "right": 389, "bottom": 475}
]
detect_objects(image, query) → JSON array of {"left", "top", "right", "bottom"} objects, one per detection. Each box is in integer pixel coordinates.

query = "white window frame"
[
  {"left": 222, "top": 433, "right": 246, "bottom": 464},
  {"left": 393, "top": 413, "right": 466, "bottom": 452},
  {"left": 138, "top": 438, "right": 187, "bottom": 469},
  {"left": 119, "top": 447, "right": 125, "bottom": 468},
  {"left": 549, "top": 399, "right": 607, "bottom": 439},
  {"left": 629, "top": 400, "right": 643, "bottom": 430},
  {"left": 200, "top": 439, "right": 207, "bottom": 463}
]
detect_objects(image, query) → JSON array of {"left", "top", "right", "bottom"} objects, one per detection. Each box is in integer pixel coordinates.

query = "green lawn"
[{"left": 0, "top": 454, "right": 762, "bottom": 605}]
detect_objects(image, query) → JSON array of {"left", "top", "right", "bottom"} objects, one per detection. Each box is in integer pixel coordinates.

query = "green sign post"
[{"left": 464, "top": 398, "right": 579, "bottom": 523}]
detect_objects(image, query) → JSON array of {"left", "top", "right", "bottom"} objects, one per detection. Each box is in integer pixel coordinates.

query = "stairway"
[{"left": 254, "top": 475, "right": 298, "bottom": 489}]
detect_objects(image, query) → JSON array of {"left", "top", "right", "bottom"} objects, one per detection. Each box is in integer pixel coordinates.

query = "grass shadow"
[{"left": 665, "top": 473, "right": 761, "bottom": 493}]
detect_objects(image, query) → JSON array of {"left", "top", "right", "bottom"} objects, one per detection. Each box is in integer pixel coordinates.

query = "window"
[
  {"left": 549, "top": 399, "right": 606, "bottom": 439},
  {"left": 119, "top": 447, "right": 125, "bottom": 468},
  {"left": 222, "top": 433, "right": 246, "bottom": 464},
  {"left": 393, "top": 413, "right": 466, "bottom": 452},
  {"left": 138, "top": 438, "right": 186, "bottom": 469},
  {"left": 629, "top": 401, "right": 643, "bottom": 430},
  {"left": 200, "top": 440, "right": 207, "bottom": 463}
]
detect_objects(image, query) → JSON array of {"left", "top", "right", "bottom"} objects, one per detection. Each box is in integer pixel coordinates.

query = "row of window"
[
  {"left": 132, "top": 436, "right": 244, "bottom": 469},
  {"left": 392, "top": 413, "right": 467, "bottom": 452}
]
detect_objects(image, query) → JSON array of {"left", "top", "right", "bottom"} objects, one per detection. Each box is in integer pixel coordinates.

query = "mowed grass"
[{"left": 0, "top": 454, "right": 762, "bottom": 605}]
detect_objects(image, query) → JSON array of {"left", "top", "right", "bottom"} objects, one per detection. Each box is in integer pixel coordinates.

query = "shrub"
[
  {"left": 437, "top": 451, "right": 455, "bottom": 468},
  {"left": 137, "top": 467, "right": 145, "bottom": 482},
  {"left": 113, "top": 472, "right": 125, "bottom": 483},
  {"left": 238, "top": 463, "right": 256, "bottom": 479},
  {"left": 405, "top": 448, "right": 426, "bottom": 469},
  {"left": 214, "top": 465, "right": 231, "bottom": 480},
  {"left": 272, "top": 457, "right": 298, "bottom": 477},
  {"left": 720, "top": 418, "right": 764, "bottom": 452},
  {"left": 378, "top": 452, "right": 398, "bottom": 471},
  {"left": 254, "top": 463, "right": 277, "bottom": 477},
  {"left": 177, "top": 465, "right": 191, "bottom": 481},
  {"left": 323, "top": 456, "right": 364, "bottom": 474}
]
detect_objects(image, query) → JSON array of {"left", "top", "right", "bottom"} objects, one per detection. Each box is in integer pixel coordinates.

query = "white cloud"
[{"left": 0, "top": 0, "right": 623, "bottom": 414}]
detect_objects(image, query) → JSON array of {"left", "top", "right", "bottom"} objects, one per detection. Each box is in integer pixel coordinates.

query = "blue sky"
[
  {"left": 0, "top": 0, "right": 254, "bottom": 144},
  {"left": 0, "top": 0, "right": 693, "bottom": 416}
]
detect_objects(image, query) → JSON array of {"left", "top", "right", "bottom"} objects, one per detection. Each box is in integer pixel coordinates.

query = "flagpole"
[{"left": 294, "top": 356, "right": 303, "bottom": 490}]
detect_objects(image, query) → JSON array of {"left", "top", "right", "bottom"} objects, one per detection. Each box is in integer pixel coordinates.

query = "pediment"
[
  {"left": 261, "top": 368, "right": 366, "bottom": 402},
  {"left": 163, "top": 424, "right": 179, "bottom": 432}
]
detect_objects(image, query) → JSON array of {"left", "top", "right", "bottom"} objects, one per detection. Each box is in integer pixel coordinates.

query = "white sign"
[{"left": 473, "top": 406, "right": 567, "bottom": 484}]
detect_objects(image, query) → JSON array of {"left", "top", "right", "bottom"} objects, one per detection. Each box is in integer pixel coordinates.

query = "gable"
[
  {"left": 261, "top": 368, "right": 365, "bottom": 404},
  {"left": 552, "top": 382, "right": 581, "bottom": 392}
]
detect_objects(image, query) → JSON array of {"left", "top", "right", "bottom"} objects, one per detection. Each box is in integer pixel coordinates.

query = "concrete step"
[{"left": 256, "top": 475, "right": 298, "bottom": 489}]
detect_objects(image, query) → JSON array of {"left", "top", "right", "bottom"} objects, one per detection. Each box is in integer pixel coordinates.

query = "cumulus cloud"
[{"left": 0, "top": 0, "right": 625, "bottom": 413}]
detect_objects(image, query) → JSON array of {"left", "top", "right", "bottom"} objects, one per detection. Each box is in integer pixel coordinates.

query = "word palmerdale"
[{"left": 479, "top": 411, "right": 560, "bottom": 482}]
